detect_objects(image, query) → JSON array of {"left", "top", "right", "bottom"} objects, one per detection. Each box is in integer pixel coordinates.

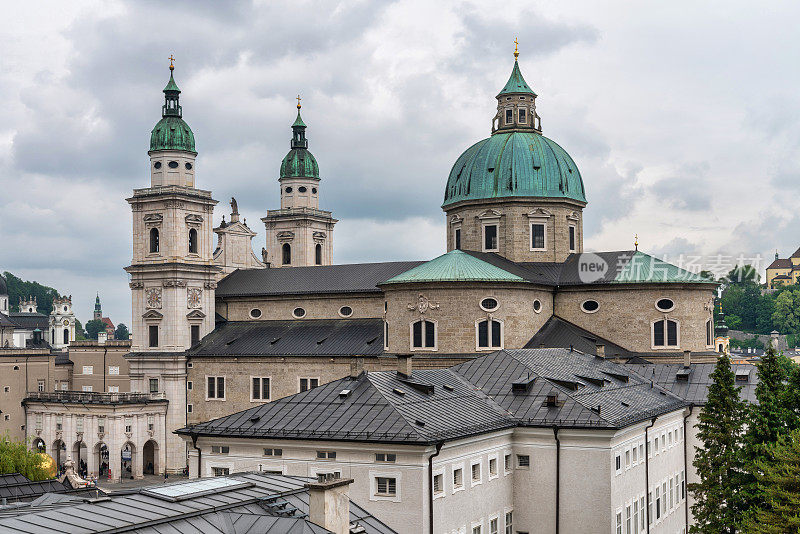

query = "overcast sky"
[{"left": 2, "top": 0, "right": 799, "bottom": 326}]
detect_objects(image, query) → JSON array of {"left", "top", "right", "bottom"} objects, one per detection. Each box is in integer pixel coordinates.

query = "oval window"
[
  {"left": 286, "top": 187, "right": 293, "bottom": 193},
  {"left": 581, "top": 300, "right": 599, "bottom": 313},
  {"left": 339, "top": 306, "right": 353, "bottom": 317},
  {"left": 154, "top": 161, "right": 162, "bottom": 169},
  {"left": 185, "top": 162, "right": 193, "bottom": 170},
  {"left": 312, "top": 188, "right": 318, "bottom": 194},
  {"left": 656, "top": 298, "right": 675, "bottom": 312},
  {"left": 249, "top": 308, "right": 262, "bottom": 319},
  {"left": 533, "top": 299, "right": 542, "bottom": 313},
  {"left": 480, "top": 298, "right": 499, "bottom": 312},
  {"left": 293, "top": 307, "right": 306, "bottom": 318},
  {"left": 298, "top": 186, "right": 307, "bottom": 193},
  {"left": 168, "top": 161, "right": 179, "bottom": 168}
]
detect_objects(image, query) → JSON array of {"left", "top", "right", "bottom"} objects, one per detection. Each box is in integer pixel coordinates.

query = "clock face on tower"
[
  {"left": 187, "top": 287, "right": 202, "bottom": 309},
  {"left": 145, "top": 288, "right": 162, "bottom": 309},
  {"left": 62, "top": 319, "right": 69, "bottom": 326}
]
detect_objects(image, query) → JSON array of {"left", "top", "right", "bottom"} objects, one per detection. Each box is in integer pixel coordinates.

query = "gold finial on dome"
[
  {"left": 168, "top": 54, "right": 175, "bottom": 71},
  {"left": 513, "top": 38, "right": 519, "bottom": 59},
  {"left": 296, "top": 94, "right": 302, "bottom": 109},
  {"left": 634, "top": 234, "right": 639, "bottom": 251}
]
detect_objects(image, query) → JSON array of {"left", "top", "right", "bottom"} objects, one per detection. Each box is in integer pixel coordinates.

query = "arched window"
[
  {"left": 63, "top": 328, "right": 69, "bottom": 345},
  {"left": 150, "top": 228, "right": 160, "bottom": 253},
  {"left": 51, "top": 329, "right": 55, "bottom": 344},
  {"left": 706, "top": 319, "right": 713, "bottom": 346},
  {"left": 652, "top": 319, "right": 679, "bottom": 348},
  {"left": 411, "top": 319, "right": 436, "bottom": 350},
  {"left": 188, "top": 228, "right": 198, "bottom": 254},
  {"left": 282, "top": 243, "right": 291, "bottom": 265},
  {"left": 315, "top": 244, "right": 322, "bottom": 265},
  {"left": 718, "top": 343, "right": 724, "bottom": 353},
  {"left": 477, "top": 319, "right": 503, "bottom": 349}
]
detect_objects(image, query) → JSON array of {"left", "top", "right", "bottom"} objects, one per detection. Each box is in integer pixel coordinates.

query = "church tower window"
[
  {"left": 530, "top": 223, "right": 546, "bottom": 250},
  {"left": 518, "top": 108, "right": 526, "bottom": 123},
  {"left": 188, "top": 228, "right": 198, "bottom": 254},
  {"left": 282, "top": 243, "right": 291, "bottom": 265},
  {"left": 148, "top": 325, "right": 159, "bottom": 348},
  {"left": 63, "top": 328, "right": 69, "bottom": 346},
  {"left": 483, "top": 224, "right": 498, "bottom": 252},
  {"left": 505, "top": 109, "right": 513, "bottom": 124},
  {"left": 315, "top": 244, "right": 322, "bottom": 265},
  {"left": 569, "top": 226, "right": 576, "bottom": 252},
  {"left": 191, "top": 325, "right": 200, "bottom": 346},
  {"left": 455, "top": 228, "right": 461, "bottom": 250},
  {"left": 150, "top": 228, "right": 160, "bottom": 253}
]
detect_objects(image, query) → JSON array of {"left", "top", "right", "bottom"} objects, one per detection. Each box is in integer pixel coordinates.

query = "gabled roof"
[
  {"left": 0, "top": 313, "right": 16, "bottom": 328},
  {"left": 101, "top": 317, "right": 114, "bottom": 329},
  {"left": 188, "top": 319, "right": 384, "bottom": 357},
  {"left": 382, "top": 250, "right": 524, "bottom": 285},
  {"left": 180, "top": 349, "right": 686, "bottom": 444},
  {"left": 525, "top": 316, "right": 634, "bottom": 358},
  {"left": 216, "top": 261, "right": 424, "bottom": 297},
  {"left": 792, "top": 246, "right": 800, "bottom": 259},
  {"left": 768, "top": 258, "right": 792, "bottom": 269},
  {"left": 557, "top": 250, "right": 712, "bottom": 285},
  {"left": 497, "top": 60, "right": 536, "bottom": 96},
  {"left": 0, "top": 473, "right": 73, "bottom": 503},
  {"left": 625, "top": 362, "right": 759, "bottom": 405}
]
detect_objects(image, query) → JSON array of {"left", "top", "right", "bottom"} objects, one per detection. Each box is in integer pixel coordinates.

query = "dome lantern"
[
  {"left": 149, "top": 58, "right": 196, "bottom": 154},
  {"left": 280, "top": 98, "right": 319, "bottom": 180},
  {"left": 492, "top": 42, "right": 541, "bottom": 134}
]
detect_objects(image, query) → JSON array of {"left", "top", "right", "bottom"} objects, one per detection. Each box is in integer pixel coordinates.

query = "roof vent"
[
  {"left": 601, "top": 371, "right": 629, "bottom": 383},
  {"left": 414, "top": 420, "right": 425, "bottom": 427},
  {"left": 735, "top": 369, "right": 751, "bottom": 382},
  {"left": 366, "top": 336, "right": 379, "bottom": 345},
  {"left": 392, "top": 388, "right": 405, "bottom": 396},
  {"left": 575, "top": 375, "right": 605, "bottom": 387},
  {"left": 398, "top": 377, "right": 434, "bottom": 395},
  {"left": 544, "top": 391, "right": 560, "bottom": 407},
  {"left": 339, "top": 389, "right": 351, "bottom": 398},
  {"left": 512, "top": 377, "right": 536, "bottom": 394},
  {"left": 590, "top": 405, "right": 601, "bottom": 414},
  {"left": 442, "top": 384, "right": 454, "bottom": 392},
  {"left": 269, "top": 337, "right": 281, "bottom": 345},
  {"left": 250, "top": 415, "right": 261, "bottom": 423},
  {"left": 621, "top": 401, "right": 630, "bottom": 407},
  {"left": 676, "top": 369, "right": 691, "bottom": 381},
  {"left": 316, "top": 337, "right": 328, "bottom": 345}
]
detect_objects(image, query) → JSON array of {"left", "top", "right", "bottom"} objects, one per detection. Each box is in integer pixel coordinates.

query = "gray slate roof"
[
  {"left": 189, "top": 319, "right": 384, "bottom": 357},
  {"left": 0, "top": 474, "right": 72, "bottom": 503},
  {"left": 0, "top": 473, "right": 396, "bottom": 534},
  {"left": 8, "top": 312, "right": 49, "bottom": 330},
  {"left": 625, "top": 362, "right": 759, "bottom": 405},
  {"left": 0, "top": 312, "right": 16, "bottom": 328},
  {"left": 525, "top": 316, "right": 634, "bottom": 357},
  {"left": 179, "top": 348, "right": 687, "bottom": 445},
  {"left": 216, "top": 261, "right": 425, "bottom": 297}
]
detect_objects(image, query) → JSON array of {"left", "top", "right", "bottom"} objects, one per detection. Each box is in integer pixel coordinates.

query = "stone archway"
[
  {"left": 95, "top": 443, "right": 109, "bottom": 479},
  {"left": 72, "top": 441, "right": 88, "bottom": 477},
  {"left": 52, "top": 440, "right": 66, "bottom": 472},
  {"left": 121, "top": 442, "right": 136, "bottom": 480},
  {"left": 143, "top": 440, "right": 159, "bottom": 475},
  {"left": 32, "top": 438, "right": 45, "bottom": 453}
]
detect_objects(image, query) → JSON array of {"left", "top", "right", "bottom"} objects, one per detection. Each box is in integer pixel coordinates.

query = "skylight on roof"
[{"left": 141, "top": 477, "right": 252, "bottom": 502}]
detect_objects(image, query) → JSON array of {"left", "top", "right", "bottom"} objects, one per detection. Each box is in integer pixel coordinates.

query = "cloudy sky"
[{"left": 2, "top": 0, "right": 799, "bottom": 325}]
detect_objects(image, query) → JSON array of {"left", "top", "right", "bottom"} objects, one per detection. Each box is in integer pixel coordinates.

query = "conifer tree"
[
  {"left": 689, "top": 353, "right": 747, "bottom": 533},
  {"left": 741, "top": 429, "right": 800, "bottom": 534}
]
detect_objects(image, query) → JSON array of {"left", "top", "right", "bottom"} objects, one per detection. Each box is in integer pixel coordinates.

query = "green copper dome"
[
  {"left": 280, "top": 109, "right": 319, "bottom": 179},
  {"left": 149, "top": 68, "right": 196, "bottom": 153},
  {"left": 443, "top": 131, "right": 586, "bottom": 207}
]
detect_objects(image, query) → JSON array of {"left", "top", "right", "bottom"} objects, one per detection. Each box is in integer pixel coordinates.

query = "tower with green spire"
[
  {"left": 261, "top": 98, "right": 337, "bottom": 267},
  {"left": 93, "top": 293, "right": 102, "bottom": 321}
]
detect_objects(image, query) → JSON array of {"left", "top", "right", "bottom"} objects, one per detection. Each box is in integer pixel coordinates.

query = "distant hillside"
[{"left": 2, "top": 272, "right": 62, "bottom": 316}]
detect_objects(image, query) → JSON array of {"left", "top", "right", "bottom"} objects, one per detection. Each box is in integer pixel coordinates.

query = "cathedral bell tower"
[
  {"left": 124, "top": 59, "right": 219, "bottom": 475},
  {"left": 262, "top": 98, "right": 337, "bottom": 267}
]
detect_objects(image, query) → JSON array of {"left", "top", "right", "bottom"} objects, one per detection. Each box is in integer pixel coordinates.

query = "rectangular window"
[
  {"left": 207, "top": 376, "right": 225, "bottom": 399},
  {"left": 148, "top": 325, "right": 158, "bottom": 347},
  {"left": 569, "top": 226, "right": 576, "bottom": 252},
  {"left": 625, "top": 505, "right": 631, "bottom": 534},
  {"left": 263, "top": 448, "right": 283, "bottom": 457},
  {"left": 149, "top": 378, "right": 159, "bottom": 393},
  {"left": 625, "top": 449, "right": 631, "bottom": 468},
  {"left": 662, "top": 482, "right": 667, "bottom": 514},
  {"left": 478, "top": 320, "right": 502, "bottom": 349},
  {"left": 473, "top": 526, "right": 482, "bottom": 534},
  {"left": 35, "top": 414, "right": 42, "bottom": 431},
  {"left": 37, "top": 380, "right": 44, "bottom": 392},
  {"left": 530, "top": 223, "right": 545, "bottom": 250},
  {"left": 211, "top": 445, "right": 230, "bottom": 454},
  {"left": 61, "top": 382, "right": 68, "bottom": 391},
  {"left": 453, "top": 467, "right": 463, "bottom": 489},
  {"left": 433, "top": 473, "right": 443, "bottom": 493},
  {"left": 517, "top": 454, "right": 530, "bottom": 468},
  {"left": 483, "top": 224, "right": 498, "bottom": 251},
  {"left": 83, "top": 366, "right": 93, "bottom": 375},
  {"left": 212, "top": 467, "right": 230, "bottom": 477},
  {"left": 505, "top": 511, "right": 513, "bottom": 534},
  {"left": 632, "top": 445, "right": 638, "bottom": 463},
  {"left": 412, "top": 320, "right": 436, "bottom": 349},
  {"left": 518, "top": 107, "right": 526, "bottom": 123},
  {"left": 376, "top": 477, "right": 396, "bottom": 496},
  {"left": 191, "top": 325, "right": 200, "bottom": 346},
  {"left": 252, "top": 377, "right": 271, "bottom": 401},
  {"left": 56, "top": 416, "right": 62, "bottom": 431},
  {"left": 640, "top": 496, "right": 646, "bottom": 530},
  {"left": 633, "top": 500, "right": 639, "bottom": 533},
  {"left": 316, "top": 450, "right": 336, "bottom": 460},
  {"left": 505, "top": 109, "right": 513, "bottom": 124},
  {"left": 490, "top": 518, "right": 498, "bottom": 534},
  {"left": 680, "top": 471, "right": 685, "bottom": 500},
  {"left": 616, "top": 512, "right": 622, "bottom": 534},
  {"left": 98, "top": 417, "right": 106, "bottom": 433},
  {"left": 639, "top": 443, "right": 644, "bottom": 461},
  {"left": 82, "top": 385, "right": 93, "bottom": 392},
  {"left": 187, "top": 381, "right": 192, "bottom": 390},
  {"left": 125, "top": 417, "right": 132, "bottom": 433},
  {"left": 299, "top": 378, "right": 319, "bottom": 392},
  {"left": 148, "top": 415, "right": 154, "bottom": 431},
  {"left": 648, "top": 492, "right": 653, "bottom": 524},
  {"left": 489, "top": 457, "right": 497, "bottom": 476},
  {"left": 108, "top": 385, "right": 119, "bottom": 393},
  {"left": 655, "top": 487, "right": 661, "bottom": 519},
  {"left": 108, "top": 366, "right": 119, "bottom": 375},
  {"left": 76, "top": 417, "right": 84, "bottom": 433},
  {"left": 667, "top": 320, "right": 678, "bottom": 346},
  {"left": 615, "top": 454, "right": 621, "bottom": 473},
  {"left": 471, "top": 462, "right": 481, "bottom": 482},
  {"left": 187, "top": 404, "right": 193, "bottom": 413},
  {"left": 455, "top": 228, "right": 461, "bottom": 250},
  {"left": 654, "top": 437, "right": 658, "bottom": 451},
  {"left": 653, "top": 320, "right": 665, "bottom": 347},
  {"left": 376, "top": 453, "right": 396, "bottom": 463},
  {"left": 504, "top": 453, "right": 511, "bottom": 472}
]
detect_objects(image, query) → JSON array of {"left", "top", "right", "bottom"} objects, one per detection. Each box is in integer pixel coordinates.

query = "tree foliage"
[
  {"left": 772, "top": 289, "right": 800, "bottom": 335},
  {"left": 74, "top": 319, "right": 87, "bottom": 340},
  {"left": 0, "top": 435, "right": 50, "bottom": 481},
  {"left": 2, "top": 272, "right": 61, "bottom": 316},
  {"left": 689, "top": 353, "right": 748, "bottom": 533},
  {"left": 85, "top": 319, "right": 107, "bottom": 340},
  {"left": 115, "top": 323, "right": 129, "bottom": 340}
]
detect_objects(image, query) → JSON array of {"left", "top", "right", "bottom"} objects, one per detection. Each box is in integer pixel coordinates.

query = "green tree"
[
  {"left": 741, "top": 429, "right": 800, "bottom": 534},
  {"left": 85, "top": 319, "right": 106, "bottom": 340},
  {"left": 0, "top": 434, "right": 50, "bottom": 481},
  {"left": 115, "top": 323, "right": 129, "bottom": 340},
  {"left": 727, "top": 265, "right": 760, "bottom": 285},
  {"left": 74, "top": 319, "right": 87, "bottom": 340},
  {"left": 740, "top": 346, "right": 792, "bottom": 520},
  {"left": 2, "top": 272, "right": 61, "bottom": 316},
  {"left": 689, "top": 353, "right": 748, "bottom": 533},
  {"left": 772, "top": 289, "right": 800, "bottom": 334}
]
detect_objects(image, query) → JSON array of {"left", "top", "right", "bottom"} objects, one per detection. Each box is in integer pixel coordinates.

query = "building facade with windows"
[{"left": 766, "top": 247, "right": 800, "bottom": 288}]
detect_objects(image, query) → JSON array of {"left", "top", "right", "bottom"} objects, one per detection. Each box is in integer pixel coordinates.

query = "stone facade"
[
  {"left": 67, "top": 341, "right": 133, "bottom": 393},
  {"left": 0, "top": 349, "right": 55, "bottom": 441},
  {"left": 444, "top": 198, "right": 585, "bottom": 263},
  {"left": 213, "top": 198, "right": 265, "bottom": 279},
  {"left": 221, "top": 293, "right": 384, "bottom": 322},
  {"left": 48, "top": 296, "right": 76, "bottom": 350}
]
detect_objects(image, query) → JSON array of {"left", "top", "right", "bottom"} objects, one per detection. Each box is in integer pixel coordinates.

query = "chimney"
[
  {"left": 305, "top": 474, "right": 354, "bottom": 534},
  {"left": 349, "top": 357, "right": 364, "bottom": 378},
  {"left": 97, "top": 332, "right": 107, "bottom": 345},
  {"left": 683, "top": 350, "right": 691, "bottom": 368},
  {"left": 397, "top": 354, "right": 412, "bottom": 377},
  {"left": 595, "top": 344, "right": 605, "bottom": 358}
]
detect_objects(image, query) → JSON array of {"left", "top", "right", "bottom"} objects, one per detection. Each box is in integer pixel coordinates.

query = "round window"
[
  {"left": 312, "top": 188, "right": 317, "bottom": 194},
  {"left": 480, "top": 298, "right": 499, "bottom": 312},
  {"left": 154, "top": 161, "right": 162, "bottom": 169},
  {"left": 581, "top": 299, "right": 599, "bottom": 313},
  {"left": 286, "top": 187, "right": 293, "bottom": 193},
  {"left": 533, "top": 299, "right": 542, "bottom": 313},
  {"left": 339, "top": 306, "right": 353, "bottom": 317},
  {"left": 298, "top": 186, "right": 307, "bottom": 193},
  {"left": 293, "top": 307, "right": 306, "bottom": 318},
  {"left": 249, "top": 308, "right": 262, "bottom": 319},
  {"left": 185, "top": 162, "right": 193, "bottom": 170},
  {"left": 168, "top": 161, "right": 179, "bottom": 168},
  {"left": 655, "top": 298, "right": 675, "bottom": 312}
]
